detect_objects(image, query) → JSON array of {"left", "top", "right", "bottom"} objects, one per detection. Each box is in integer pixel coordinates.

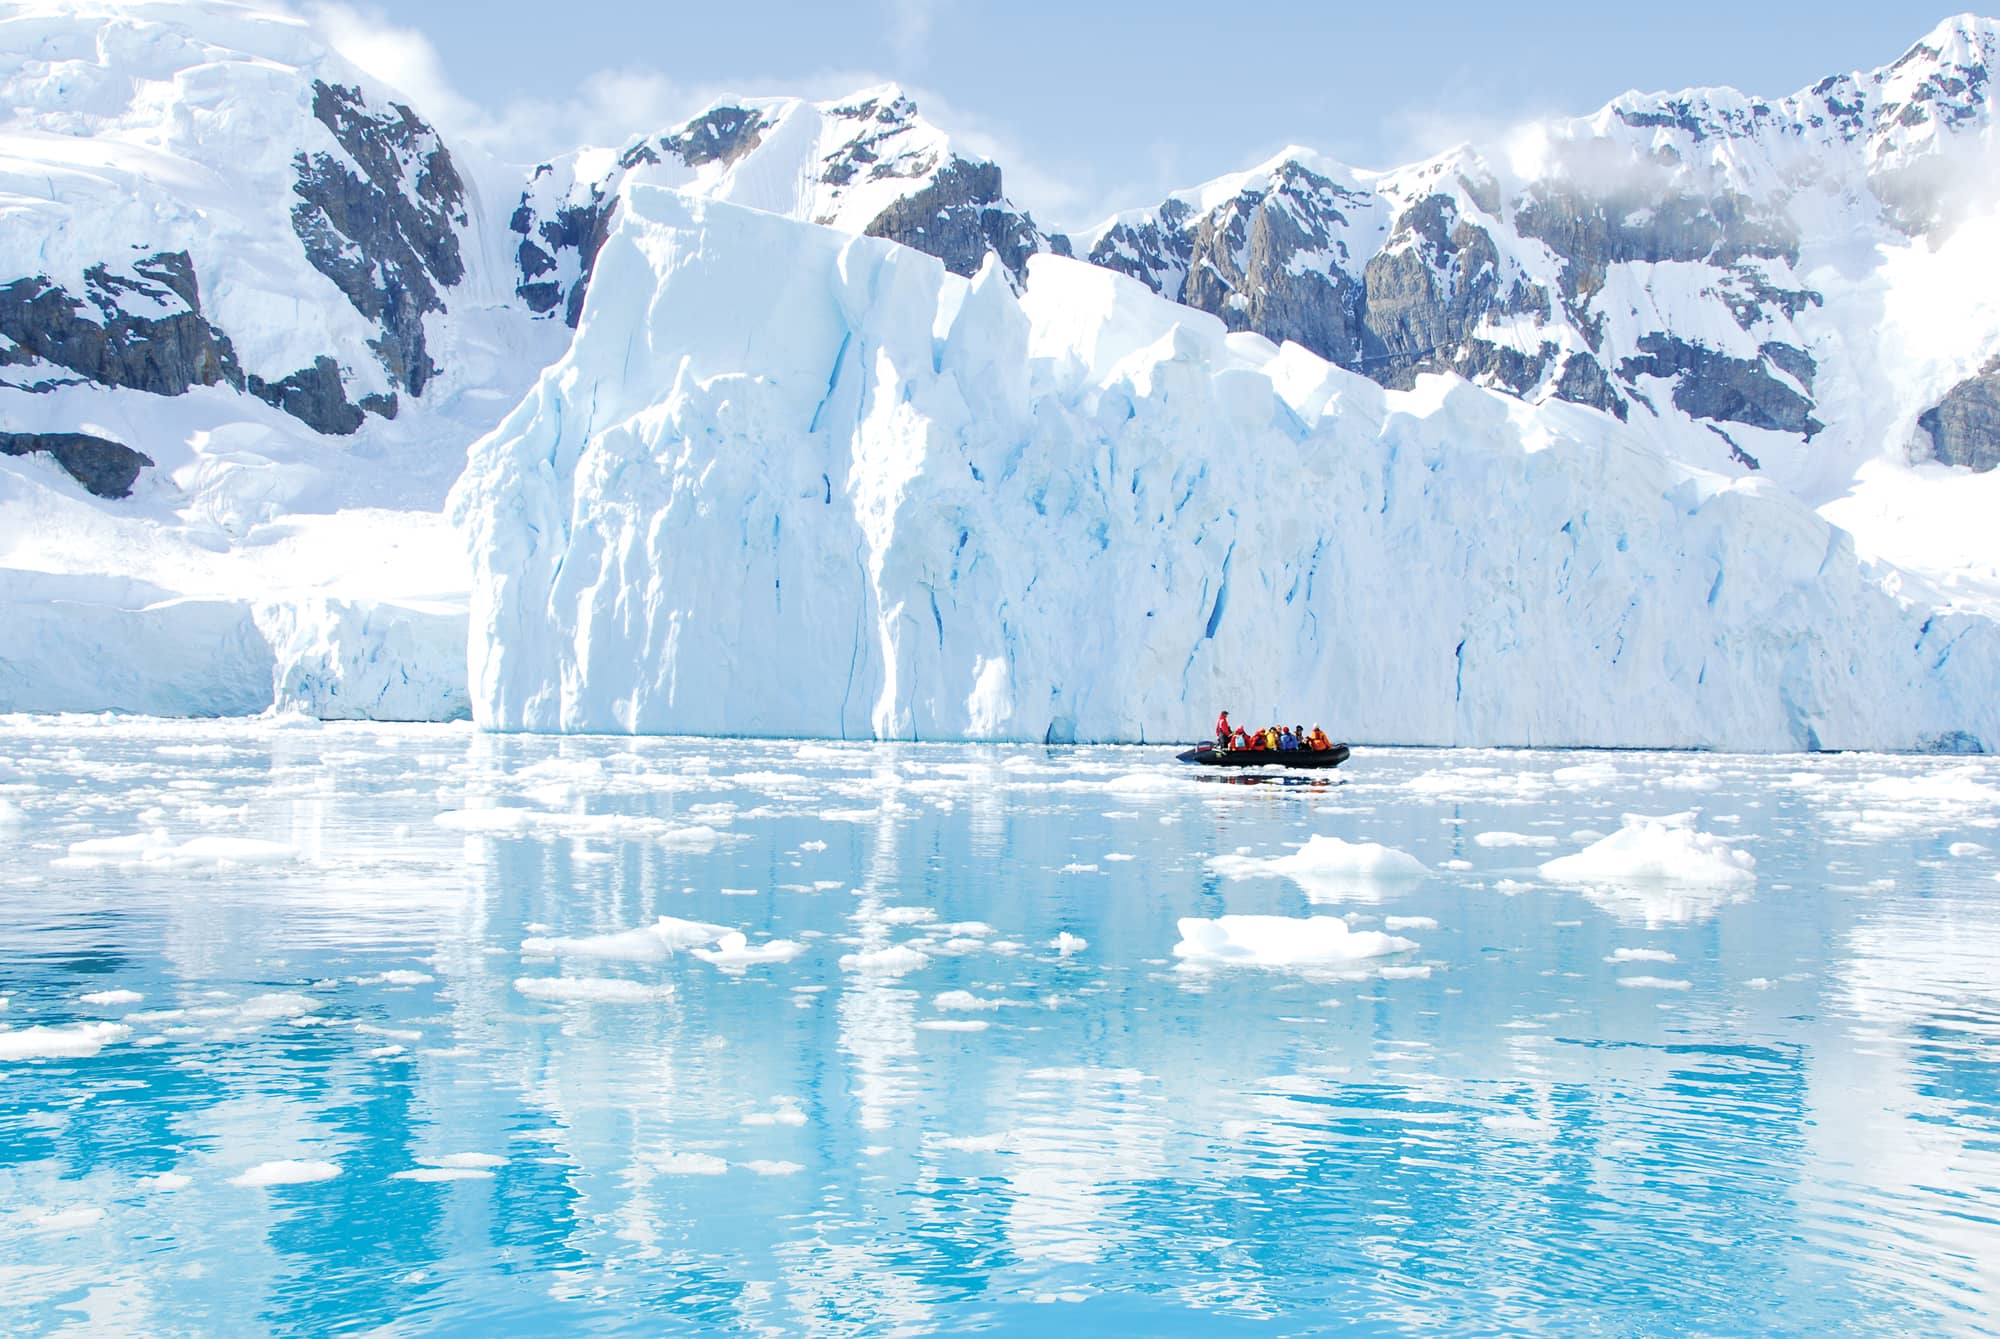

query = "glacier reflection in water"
[{"left": 1, "top": 719, "right": 1997, "bottom": 1336}]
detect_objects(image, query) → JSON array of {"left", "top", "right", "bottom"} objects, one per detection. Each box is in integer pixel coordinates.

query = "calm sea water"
[{"left": 1, "top": 718, "right": 1997, "bottom": 1337}]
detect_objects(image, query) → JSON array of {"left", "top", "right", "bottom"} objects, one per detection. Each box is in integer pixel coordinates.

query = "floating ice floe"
[
  {"left": 513, "top": 977, "right": 674, "bottom": 1003},
  {"left": 1618, "top": 976, "right": 1693, "bottom": 991},
  {"left": 1472, "top": 831, "right": 1558, "bottom": 849},
  {"left": 1541, "top": 813, "right": 1756, "bottom": 886},
  {"left": 78, "top": 990, "right": 143, "bottom": 1007},
  {"left": 691, "top": 932, "right": 805, "bottom": 971},
  {"left": 0, "top": 1020, "right": 131, "bottom": 1061},
  {"left": 230, "top": 1159, "right": 341, "bottom": 1188},
  {"left": 1172, "top": 915, "right": 1416, "bottom": 971},
  {"left": 55, "top": 831, "right": 299, "bottom": 871},
  {"left": 839, "top": 944, "right": 930, "bottom": 975},
  {"left": 1384, "top": 916, "right": 1438, "bottom": 931},
  {"left": 742, "top": 1160, "right": 803, "bottom": 1176},
  {"left": 391, "top": 1167, "right": 493, "bottom": 1182},
  {"left": 1607, "top": 947, "right": 1678, "bottom": 963},
  {"left": 1208, "top": 834, "right": 1428, "bottom": 903},
  {"left": 0, "top": 797, "right": 23, "bottom": 828},
  {"left": 521, "top": 915, "right": 731, "bottom": 961},
  {"left": 933, "top": 990, "right": 1005, "bottom": 1011},
  {"left": 653, "top": 1152, "right": 729, "bottom": 1175},
  {"left": 917, "top": 1019, "right": 990, "bottom": 1031},
  {"left": 1051, "top": 932, "right": 1087, "bottom": 955}
]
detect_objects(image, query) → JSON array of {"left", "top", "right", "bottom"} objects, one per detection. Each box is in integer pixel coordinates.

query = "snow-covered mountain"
[
  {"left": 506, "top": 87, "right": 1067, "bottom": 328},
  {"left": 4, "top": 1, "right": 2000, "bottom": 745}
]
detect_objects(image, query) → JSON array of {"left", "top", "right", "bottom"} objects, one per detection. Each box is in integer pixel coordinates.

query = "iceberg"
[{"left": 453, "top": 189, "right": 2000, "bottom": 750}]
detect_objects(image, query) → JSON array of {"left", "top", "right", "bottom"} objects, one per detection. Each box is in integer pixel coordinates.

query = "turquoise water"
[{"left": 1, "top": 719, "right": 1997, "bottom": 1337}]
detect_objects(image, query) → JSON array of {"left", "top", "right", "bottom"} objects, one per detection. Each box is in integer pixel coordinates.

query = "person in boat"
[
  {"left": 1232, "top": 727, "right": 1251, "bottom": 749},
  {"left": 1264, "top": 726, "right": 1280, "bottom": 750},
  {"left": 1278, "top": 727, "right": 1298, "bottom": 751},
  {"left": 1307, "top": 725, "right": 1332, "bottom": 751},
  {"left": 1215, "top": 710, "right": 1233, "bottom": 747},
  {"left": 1244, "top": 727, "right": 1265, "bottom": 751}
]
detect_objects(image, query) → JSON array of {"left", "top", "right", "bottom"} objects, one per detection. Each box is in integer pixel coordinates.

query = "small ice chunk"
[
  {"left": 79, "top": 990, "right": 143, "bottom": 1007},
  {"left": 230, "top": 1159, "right": 341, "bottom": 1188},
  {"left": 934, "top": 990, "right": 1004, "bottom": 1011},
  {"left": 522, "top": 915, "right": 730, "bottom": 961},
  {"left": 513, "top": 977, "right": 674, "bottom": 1003},
  {"left": 839, "top": 944, "right": 930, "bottom": 975},
  {"left": 917, "top": 1019, "right": 990, "bottom": 1031},
  {"left": 0, "top": 1021, "right": 131, "bottom": 1061},
  {"left": 1949, "top": 841, "right": 1987, "bottom": 857},
  {"left": 1618, "top": 976, "right": 1692, "bottom": 991},
  {"left": 427, "top": 1153, "right": 505, "bottom": 1169},
  {"left": 1541, "top": 814, "right": 1754, "bottom": 886},
  {"left": 1173, "top": 916, "right": 1414, "bottom": 971},
  {"left": 878, "top": 906, "right": 937, "bottom": 925},
  {"left": 742, "top": 1101, "right": 807, "bottom": 1127},
  {"left": 0, "top": 797, "right": 24, "bottom": 828},
  {"left": 138, "top": 1172, "right": 191, "bottom": 1192},
  {"left": 1104, "top": 852, "right": 1135, "bottom": 862},
  {"left": 691, "top": 933, "right": 804, "bottom": 970},
  {"left": 1384, "top": 916, "right": 1437, "bottom": 931},
  {"left": 1059, "top": 863, "right": 1099, "bottom": 874},
  {"left": 1607, "top": 948, "right": 1677, "bottom": 964},
  {"left": 1473, "top": 831, "right": 1556, "bottom": 849},
  {"left": 654, "top": 1152, "right": 729, "bottom": 1175},
  {"left": 743, "top": 1159, "right": 803, "bottom": 1176},
  {"left": 1209, "top": 835, "right": 1428, "bottom": 892},
  {"left": 1442, "top": 859, "right": 1473, "bottom": 871},
  {"left": 799, "top": 840, "right": 829, "bottom": 851},
  {"left": 1052, "top": 932, "right": 1087, "bottom": 955},
  {"left": 391, "top": 1167, "right": 495, "bottom": 1182}
]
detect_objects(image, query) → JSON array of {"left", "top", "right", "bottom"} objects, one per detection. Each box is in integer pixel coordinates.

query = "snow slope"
[
  {"left": 0, "top": 0, "right": 559, "bottom": 718},
  {"left": 453, "top": 189, "right": 2000, "bottom": 750}
]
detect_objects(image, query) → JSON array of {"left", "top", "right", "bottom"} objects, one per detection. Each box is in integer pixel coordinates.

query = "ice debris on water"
[
  {"left": 1540, "top": 813, "right": 1755, "bottom": 886},
  {"left": 1173, "top": 916, "right": 1416, "bottom": 971},
  {"left": 230, "top": 1159, "right": 341, "bottom": 1188},
  {"left": 0, "top": 1021, "right": 131, "bottom": 1061}
]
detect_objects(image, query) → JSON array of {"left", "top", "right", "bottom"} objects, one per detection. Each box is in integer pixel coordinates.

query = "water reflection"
[{"left": 0, "top": 721, "right": 1995, "bottom": 1335}]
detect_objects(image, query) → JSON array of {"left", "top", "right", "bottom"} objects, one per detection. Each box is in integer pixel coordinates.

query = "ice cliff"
[{"left": 454, "top": 190, "right": 2000, "bottom": 750}]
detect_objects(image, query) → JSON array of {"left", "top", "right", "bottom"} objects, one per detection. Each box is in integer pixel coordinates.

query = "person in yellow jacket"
[{"left": 1264, "top": 726, "right": 1280, "bottom": 750}]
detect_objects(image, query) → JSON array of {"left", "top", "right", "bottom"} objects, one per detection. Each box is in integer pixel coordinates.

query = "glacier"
[{"left": 453, "top": 189, "right": 2000, "bottom": 749}]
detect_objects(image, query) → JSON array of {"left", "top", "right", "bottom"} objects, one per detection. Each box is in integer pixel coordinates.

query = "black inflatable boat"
[{"left": 1176, "top": 742, "right": 1350, "bottom": 769}]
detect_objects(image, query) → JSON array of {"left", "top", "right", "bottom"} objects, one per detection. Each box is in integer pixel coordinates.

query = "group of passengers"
[{"left": 1213, "top": 710, "right": 1334, "bottom": 753}]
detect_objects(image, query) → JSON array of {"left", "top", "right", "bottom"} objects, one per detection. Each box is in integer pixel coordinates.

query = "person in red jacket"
[{"left": 1215, "top": 710, "right": 1233, "bottom": 747}]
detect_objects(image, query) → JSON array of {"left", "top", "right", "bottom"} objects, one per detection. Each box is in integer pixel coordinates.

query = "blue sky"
[{"left": 317, "top": 1, "right": 1962, "bottom": 230}]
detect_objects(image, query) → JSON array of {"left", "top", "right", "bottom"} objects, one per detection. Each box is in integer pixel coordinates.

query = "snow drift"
[{"left": 453, "top": 188, "right": 2000, "bottom": 750}]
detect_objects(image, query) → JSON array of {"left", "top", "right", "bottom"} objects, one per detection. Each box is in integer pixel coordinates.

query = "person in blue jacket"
[{"left": 1278, "top": 727, "right": 1298, "bottom": 750}]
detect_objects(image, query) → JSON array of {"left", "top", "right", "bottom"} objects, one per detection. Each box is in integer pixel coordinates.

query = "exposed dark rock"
[
  {"left": 0, "top": 250, "right": 242, "bottom": 397},
  {"left": 291, "top": 80, "right": 467, "bottom": 395},
  {"left": 0, "top": 431, "right": 154, "bottom": 498},
  {"left": 1513, "top": 182, "right": 1797, "bottom": 309},
  {"left": 1359, "top": 195, "right": 1510, "bottom": 386},
  {"left": 1705, "top": 423, "right": 1762, "bottom": 470},
  {"left": 862, "top": 157, "right": 1070, "bottom": 283},
  {"left": 662, "top": 105, "right": 770, "bottom": 167},
  {"left": 1177, "top": 162, "right": 1371, "bottom": 366},
  {"left": 1619, "top": 334, "right": 1822, "bottom": 436},
  {"left": 1553, "top": 352, "right": 1629, "bottom": 420},
  {"left": 1917, "top": 357, "right": 2000, "bottom": 470},
  {"left": 1086, "top": 198, "right": 1196, "bottom": 295},
  {"left": 510, "top": 163, "right": 617, "bottom": 327},
  {"left": 247, "top": 355, "right": 367, "bottom": 435}
]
